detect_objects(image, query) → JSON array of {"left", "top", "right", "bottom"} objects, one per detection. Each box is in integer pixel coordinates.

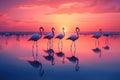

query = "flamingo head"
[
  {"left": 39, "top": 27, "right": 44, "bottom": 32},
  {"left": 76, "top": 27, "right": 80, "bottom": 32},
  {"left": 52, "top": 27, "right": 55, "bottom": 31},
  {"left": 99, "top": 28, "right": 102, "bottom": 32},
  {"left": 62, "top": 27, "right": 65, "bottom": 31}
]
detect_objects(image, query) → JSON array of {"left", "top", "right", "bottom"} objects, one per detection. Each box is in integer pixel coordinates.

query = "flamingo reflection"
[
  {"left": 103, "top": 32, "right": 110, "bottom": 50},
  {"left": 92, "top": 42, "right": 102, "bottom": 58},
  {"left": 67, "top": 56, "right": 79, "bottom": 72},
  {"left": 56, "top": 45, "right": 65, "bottom": 64},
  {"left": 4, "top": 32, "right": 11, "bottom": 45},
  {"left": 28, "top": 43, "right": 44, "bottom": 77},
  {"left": 66, "top": 44, "right": 79, "bottom": 72},
  {"left": 16, "top": 33, "right": 20, "bottom": 41},
  {"left": 43, "top": 49, "right": 55, "bottom": 65}
]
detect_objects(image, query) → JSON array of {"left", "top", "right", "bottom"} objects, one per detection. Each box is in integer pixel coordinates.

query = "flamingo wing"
[
  {"left": 29, "top": 33, "right": 40, "bottom": 41},
  {"left": 56, "top": 33, "right": 64, "bottom": 39},
  {"left": 44, "top": 32, "right": 54, "bottom": 39},
  {"left": 67, "top": 34, "right": 77, "bottom": 41}
]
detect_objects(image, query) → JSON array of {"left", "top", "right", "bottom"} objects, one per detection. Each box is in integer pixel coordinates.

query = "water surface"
[{"left": 0, "top": 33, "right": 120, "bottom": 80}]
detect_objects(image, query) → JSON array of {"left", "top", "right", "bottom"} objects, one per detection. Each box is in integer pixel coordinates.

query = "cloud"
[
  {"left": 15, "top": 5, "right": 40, "bottom": 10},
  {"left": 0, "top": 0, "right": 120, "bottom": 14},
  {"left": 0, "top": 13, "right": 9, "bottom": 19},
  {"left": 46, "top": 0, "right": 120, "bottom": 14}
]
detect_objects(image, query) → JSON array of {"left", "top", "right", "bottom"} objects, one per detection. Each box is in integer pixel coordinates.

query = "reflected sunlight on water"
[{"left": 0, "top": 32, "right": 120, "bottom": 80}]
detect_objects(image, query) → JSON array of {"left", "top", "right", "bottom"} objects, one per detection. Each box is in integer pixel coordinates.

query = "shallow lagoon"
[{"left": 0, "top": 32, "right": 120, "bottom": 80}]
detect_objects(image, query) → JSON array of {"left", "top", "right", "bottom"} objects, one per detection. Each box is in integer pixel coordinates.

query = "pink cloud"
[
  {"left": 0, "top": 13, "right": 9, "bottom": 19},
  {"left": 15, "top": 5, "right": 40, "bottom": 10},
  {"left": 45, "top": 0, "right": 120, "bottom": 14}
]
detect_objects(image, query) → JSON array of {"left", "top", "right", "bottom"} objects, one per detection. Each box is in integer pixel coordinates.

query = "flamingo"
[
  {"left": 28, "top": 27, "right": 44, "bottom": 57},
  {"left": 67, "top": 56, "right": 79, "bottom": 72},
  {"left": 103, "top": 32, "right": 110, "bottom": 37},
  {"left": 92, "top": 28, "right": 102, "bottom": 46},
  {"left": 66, "top": 27, "right": 80, "bottom": 54},
  {"left": 103, "top": 32, "right": 110, "bottom": 45},
  {"left": 56, "top": 27, "right": 65, "bottom": 50},
  {"left": 44, "top": 27, "right": 55, "bottom": 49},
  {"left": 56, "top": 27, "right": 65, "bottom": 39},
  {"left": 43, "top": 49, "right": 55, "bottom": 65},
  {"left": 28, "top": 27, "right": 44, "bottom": 46}
]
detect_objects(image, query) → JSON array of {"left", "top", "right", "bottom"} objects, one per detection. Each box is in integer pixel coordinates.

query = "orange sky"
[{"left": 0, "top": 0, "right": 120, "bottom": 32}]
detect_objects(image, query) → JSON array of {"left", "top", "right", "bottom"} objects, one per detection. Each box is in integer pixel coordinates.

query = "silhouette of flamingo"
[
  {"left": 67, "top": 56, "right": 79, "bottom": 72},
  {"left": 44, "top": 27, "right": 55, "bottom": 49},
  {"left": 29, "top": 27, "right": 44, "bottom": 41},
  {"left": 56, "top": 27, "right": 65, "bottom": 51},
  {"left": 103, "top": 32, "right": 110, "bottom": 37},
  {"left": 28, "top": 27, "right": 44, "bottom": 47},
  {"left": 103, "top": 32, "right": 110, "bottom": 47},
  {"left": 92, "top": 47, "right": 101, "bottom": 58},
  {"left": 56, "top": 51, "right": 65, "bottom": 64},
  {"left": 28, "top": 44, "right": 44, "bottom": 77},
  {"left": 43, "top": 49, "right": 55, "bottom": 65},
  {"left": 92, "top": 28, "right": 102, "bottom": 46},
  {"left": 67, "top": 27, "right": 80, "bottom": 54}
]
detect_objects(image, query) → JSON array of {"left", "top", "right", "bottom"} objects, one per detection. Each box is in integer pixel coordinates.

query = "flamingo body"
[
  {"left": 92, "top": 33, "right": 101, "bottom": 39},
  {"left": 56, "top": 52, "right": 64, "bottom": 57},
  {"left": 92, "top": 28, "right": 102, "bottom": 39},
  {"left": 67, "top": 27, "right": 80, "bottom": 41},
  {"left": 44, "top": 27, "right": 55, "bottom": 40},
  {"left": 56, "top": 27, "right": 65, "bottom": 39},
  {"left": 67, "top": 34, "right": 78, "bottom": 41},
  {"left": 92, "top": 48, "right": 101, "bottom": 53},
  {"left": 28, "top": 27, "right": 44, "bottom": 41},
  {"left": 29, "top": 33, "right": 41, "bottom": 41},
  {"left": 103, "top": 32, "right": 110, "bottom": 37},
  {"left": 44, "top": 32, "right": 54, "bottom": 40},
  {"left": 28, "top": 60, "right": 41, "bottom": 68},
  {"left": 56, "top": 34, "right": 64, "bottom": 39},
  {"left": 67, "top": 56, "right": 78, "bottom": 63}
]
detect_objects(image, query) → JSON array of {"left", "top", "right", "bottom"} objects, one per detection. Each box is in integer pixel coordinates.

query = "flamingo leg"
[
  {"left": 32, "top": 41, "right": 35, "bottom": 60},
  {"left": 99, "top": 51, "right": 101, "bottom": 58},
  {"left": 95, "top": 39, "right": 97, "bottom": 47},
  {"left": 58, "top": 39, "right": 60, "bottom": 51},
  {"left": 62, "top": 55, "right": 65, "bottom": 64},
  {"left": 36, "top": 41, "right": 38, "bottom": 60},
  {"left": 74, "top": 41, "right": 76, "bottom": 56},
  {"left": 47, "top": 40, "right": 50, "bottom": 49},
  {"left": 105, "top": 37, "right": 109, "bottom": 45},
  {"left": 52, "top": 39, "right": 53, "bottom": 49},
  {"left": 61, "top": 39, "right": 63, "bottom": 51},
  {"left": 70, "top": 41, "right": 73, "bottom": 55},
  {"left": 98, "top": 39, "right": 100, "bottom": 47}
]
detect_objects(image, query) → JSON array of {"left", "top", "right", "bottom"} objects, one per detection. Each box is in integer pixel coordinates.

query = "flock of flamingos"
[
  {"left": 28, "top": 27, "right": 111, "bottom": 73},
  {"left": 0, "top": 27, "right": 111, "bottom": 76},
  {"left": 29, "top": 27, "right": 110, "bottom": 48}
]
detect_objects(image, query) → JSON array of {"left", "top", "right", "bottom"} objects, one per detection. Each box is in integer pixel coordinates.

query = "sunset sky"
[{"left": 0, "top": 0, "right": 120, "bottom": 32}]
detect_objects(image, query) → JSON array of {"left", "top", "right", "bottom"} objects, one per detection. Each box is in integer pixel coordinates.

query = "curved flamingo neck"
[
  {"left": 39, "top": 28, "right": 44, "bottom": 36},
  {"left": 52, "top": 28, "right": 55, "bottom": 36},
  {"left": 75, "top": 59, "right": 79, "bottom": 71},
  {"left": 63, "top": 29, "right": 65, "bottom": 36},
  {"left": 76, "top": 28, "right": 79, "bottom": 39}
]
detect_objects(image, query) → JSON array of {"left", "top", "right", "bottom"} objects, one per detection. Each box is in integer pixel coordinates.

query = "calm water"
[{"left": 0, "top": 33, "right": 120, "bottom": 80}]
